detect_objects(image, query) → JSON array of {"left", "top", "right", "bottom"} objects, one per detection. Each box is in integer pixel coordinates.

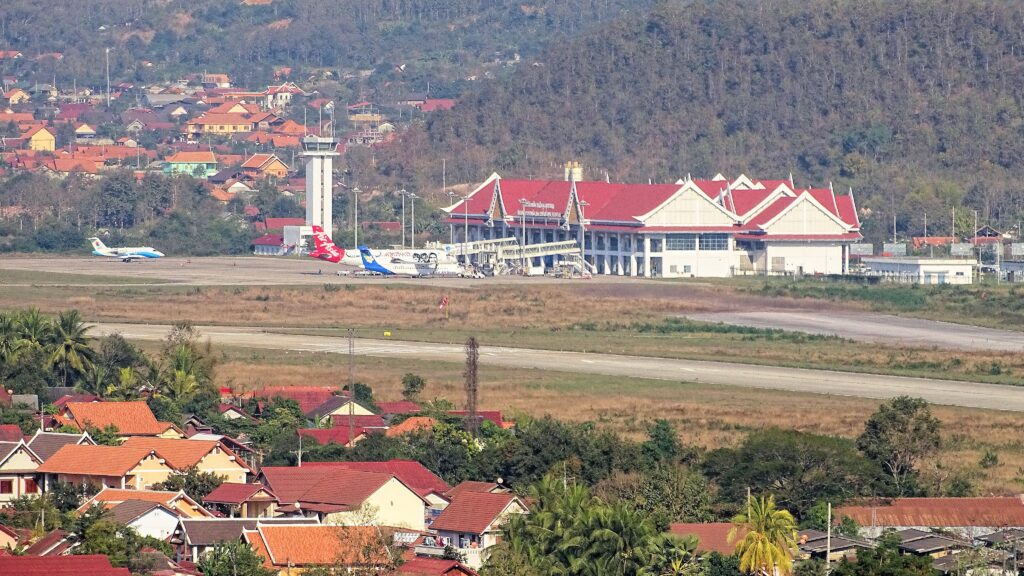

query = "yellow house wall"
[
  {"left": 130, "top": 454, "right": 174, "bottom": 489},
  {"left": 196, "top": 449, "right": 249, "bottom": 483},
  {"left": 29, "top": 132, "right": 55, "bottom": 151},
  {"left": 157, "top": 428, "right": 186, "bottom": 439},
  {"left": 324, "top": 478, "right": 426, "bottom": 530},
  {"left": 172, "top": 498, "right": 211, "bottom": 518},
  {"left": 0, "top": 448, "right": 39, "bottom": 471}
]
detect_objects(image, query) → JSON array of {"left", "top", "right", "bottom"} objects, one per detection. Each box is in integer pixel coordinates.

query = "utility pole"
[
  {"left": 519, "top": 198, "right": 528, "bottom": 274},
  {"left": 447, "top": 191, "right": 457, "bottom": 244},
  {"left": 352, "top": 188, "right": 360, "bottom": 247},
  {"left": 826, "top": 502, "right": 832, "bottom": 574},
  {"left": 347, "top": 328, "right": 355, "bottom": 446},
  {"left": 409, "top": 192, "right": 419, "bottom": 249},
  {"left": 464, "top": 337, "right": 480, "bottom": 437},
  {"left": 400, "top": 189, "right": 407, "bottom": 248},
  {"left": 105, "top": 48, "right": 111, "bottom": 108},
  {"left": 442, "top": 158, "right": 446, "bottom": 192}
]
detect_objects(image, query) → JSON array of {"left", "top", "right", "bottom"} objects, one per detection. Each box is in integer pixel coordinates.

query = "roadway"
[
  {"left": 94, "top": 322, "right": 1024, "bottom": 412},
  {"left": 685, "top": 310, "right": 1024, "bottom": 352}
]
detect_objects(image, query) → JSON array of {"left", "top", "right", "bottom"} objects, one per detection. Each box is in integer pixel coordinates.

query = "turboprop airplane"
[
  {"left": 357, "top": 246, "right": 466, "bottom": 277},
  {"left": 88, "top": 237, "right": 164, "bottom": 262}
]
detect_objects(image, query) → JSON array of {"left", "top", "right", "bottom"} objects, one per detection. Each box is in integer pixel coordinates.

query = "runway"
[
  {"left": 94, "top": 322, "right": 1024, "bottom": 412},
  {"left": 686, "top": 310, "right": 1024, "bottom": 352}
]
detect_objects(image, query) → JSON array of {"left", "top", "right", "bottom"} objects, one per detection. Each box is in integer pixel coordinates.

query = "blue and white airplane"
[
  {"left": 358, "top": 246, "right": 466, "bottom": 277},
  {"left": 89, "top": 237, "right": 164, "bottom": 262}
]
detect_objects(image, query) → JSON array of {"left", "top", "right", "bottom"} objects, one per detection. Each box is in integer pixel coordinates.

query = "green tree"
[
  {"left": 704, "top": 429, "right": 880, "bottom": 519},
  {"left": 594, "top": 465, "right": 713, "bottom": 529},
  {"left": 86, "top": 424, "right": 122, "bottom": 447},
  {"left": 401, "top": 373, "right": 426, "bottom": 402},
  {"left": 729, "top": 495, "right": 798, "bottom": 576},
  {"left": 75, "top": 519, "right": 171, "bottom": 571},
  {"left": 857, "top": 396, "right": 941, "bottom": 496},
  {"left": 48, "top": 310, "right": 95, "bottom": 387},
  {"left": 154, "top": 466, "right": 225, "bottom": 501},
  {"left": 198, "top": 540, "right": 276, "bottom": 576}
]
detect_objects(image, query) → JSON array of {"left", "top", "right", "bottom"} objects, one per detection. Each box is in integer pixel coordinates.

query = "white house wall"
[
  {"left": 129, "top": 508, "right": 180, "bottom": 541},
  {"left": 762, "top": 200, "right": 847, "bottom": 235},
  {"left": 642, "top": 189, "right": 736, "bottom": 227},
  {"left": 765, "top": 243, "right": 845, "bottom": 275}
]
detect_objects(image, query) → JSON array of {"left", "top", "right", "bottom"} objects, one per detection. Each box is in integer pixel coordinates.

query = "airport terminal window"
[
  {"left": 650, "top": 239, "right": 663, "bottom": 252},
  {"left": 699, "top": 234, "right": 729, "bottom": 251},
  {"left": 666, "top": 234, "right": 697, "bottom": 251}
]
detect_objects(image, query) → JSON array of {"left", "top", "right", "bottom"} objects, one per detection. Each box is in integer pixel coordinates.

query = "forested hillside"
[
  {"left": 0, "top": 0, "right": 656, "bottom": 94},
  {"left": 384, "top": 0, "right": 1024, "bottom": 241}
]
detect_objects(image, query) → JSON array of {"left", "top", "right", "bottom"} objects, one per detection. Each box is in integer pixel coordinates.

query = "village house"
[
  {"left": 297, "top": 427, "right": 368, "bottom": 448},
  {"left": 22, "top": 125, "right": 55, "bottom": 151},
  {"left": 0, "top": 440, "right": 43, "bottom": 503},
  {"left": 171, "top": 517, "right": 320, "bottom": 563},
  {"left": 397, "top": 557, "right": 479, "bottom": 576},
  {"left": 303, "top": 460, "right": 452, "bottom": 521},
  {"left": 418, "top": 491, "right": 528, "bottom": 569},
  {"left": 78, "top": 487, "right": 213, "bottom": 518},
  {"left": 184, "top": 113, "right": 253, "bottom": 138},
  {"left": 241, "top": 153, "right": 289, "bottom": 179},
  {"left": 3, "top": 88, "right": 29, "bottom": 106},
  {"left": 35, "top": 444, "right": 175, "bottom": 490},
  {"left": 260, "top": 466, "right": 428, "bottom": 530},
  {"left": 305, "top": 395, "right": 376, "bottom": 423},
  {"left": 121, "top": 437, "right": 251, "bottom": 483},
  {"left": 202, "top": 482, "right": 278, "bottom": 518},
  {"left": 55, "top": 401, "right": 183, "bottom": 439},
  {"left": 163, "top": 150, "right": 219, "bottom": 178},
  {"left": 106, "top": 500, "right": 181, "bottom": 540},
  {"left": 243, "top": 524, "right": 392, "bottom": 575}
]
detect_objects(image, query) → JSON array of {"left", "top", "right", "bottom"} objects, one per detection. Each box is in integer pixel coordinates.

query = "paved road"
[
  {"left": 686, "top": 310, "right": 1024, "bottom": 352},
  {"left": 94, "top": 322, "right": 1024, "bottom": 412}
]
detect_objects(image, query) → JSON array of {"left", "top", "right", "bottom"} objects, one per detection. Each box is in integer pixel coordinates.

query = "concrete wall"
[
  {"left": 129, "top": 507, "right": 180, "bottom": 540},
  {"left": 325, "top": 478, "right": 426, "bottom": 530},
  {"left": 196, "top": 447, "right": 249, "bottom": 484},
  {"left": 766, "top": 243, "right": 845, "bottom": 275}
]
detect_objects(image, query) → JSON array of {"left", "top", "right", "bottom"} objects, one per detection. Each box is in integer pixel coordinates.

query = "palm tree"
[
  {"left": 15, "top": 308, "right": 53, "bottom": 352},
  {"left": 79, "top": 365, "right": 109, "bottom": 398},
  {"left": 164, "top": 369, "right": 198, "bottom": 402},
  {"left": 0, "top": 312, "right": 19, "bottom": 363},
  {"left": 106, "top": 367, "right": 139, "bottom": 400},
  {"left": 729, "top": 495, "right": 798, "bottom": 576},
  {"left": 48, "top": 310, "right": 95, "bottom": 386}
]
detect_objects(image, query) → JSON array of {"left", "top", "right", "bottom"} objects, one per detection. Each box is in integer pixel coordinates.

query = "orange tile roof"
[
  {"left": 241, "top": 153, "right": 280, "bottom": 169},
  {"left": 165, "top": 150, "right": 217, "bottom": 164},
  {"left": 121, "top": 437, "right": 219, "bottom": 470},
  {"left": 251, "top": 525, "right": 390, "bottom": 567},
  {"left": 210, "top": 187, "right": 236, "bottom": 202},
  {"left": 77, "top": 488, "right": 180, "bottom": 512},
  {"left": 386, "top": 417, "right": 437, "bottom": 437},
  {"left": 669, "top": 523, "right": 745, "bottom": 555},
  {"left": 35, "top": 445, "right": 159, "bottom": 477},
  {"left": 62, "top": 401, "right": 168, "bottom": 435},
  {"left": 188, "top": 113, "right": 250, "bottom": 126}
]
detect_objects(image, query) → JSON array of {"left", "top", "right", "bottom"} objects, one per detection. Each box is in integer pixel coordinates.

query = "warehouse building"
[{"left": 445, "top": 171, "right": 861, "bottom": 277}]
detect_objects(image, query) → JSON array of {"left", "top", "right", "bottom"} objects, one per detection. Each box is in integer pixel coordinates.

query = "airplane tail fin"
[
  {"left": 308, "top": 225, "right": 344, "bottom": 263},
  {"left": 88, "top": 237, "right": 107, "bottom": 253},
  {"left": 358, "top": 246, "right": 390, "bottom": 274}
]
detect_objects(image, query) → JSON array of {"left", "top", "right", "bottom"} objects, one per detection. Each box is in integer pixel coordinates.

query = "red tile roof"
[
  {"left": 329, "top": 414, "right": 387, "bottom": 428},
  {"left": 0, "top": 424, "right": 23, "bottom": 442},
  {"left": 203, "top": 482, "right": 275, "bottom": 505},
  {"left": 419, "top": 99, "right": 457, "bottom": 112},
  {"left": 837, "top": 497, "right": 1024, "bottom": 528},
  {"left": 248, "top": 386, "right": 339, "bottom": 414},
  {"left": 669, "top": 523, "right": 744, "bottom": 555},
  {"left": 431, "top": 492, "right": 520, "bottom": 534},
  {"left": 259, "top": 466, "right": 391, "bottom": 509},
  {"left": 386, "top": 417, "right": 436, "bottom": 438},
  {"left": 444, "top": 481, "right": 501, "bottom": 499},
  {"left": 165, "top": 150, "right": 217, "bottom": 164},
  {"left": 0, "top": 554, "right": 130, "bottom": 575},
  {"left": 398, "top": 557, "right": 478, "bottom": 575},
  {"left": 298, "top": 427, "right": 366, "bottom": 446},
  {"left": 301, "top": 460, "right": 450, "bottom": 497}
]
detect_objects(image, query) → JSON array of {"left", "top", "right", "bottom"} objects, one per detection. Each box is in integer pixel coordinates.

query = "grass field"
[
  {"left": 5, "top": 282, "right": 1024, "bottom": 385},
  {"left": 0, "top": 269, "right": 167, "bottom": 285},
  {"left": 211, "top": 345, "right": 1024, "bottom": 495}
]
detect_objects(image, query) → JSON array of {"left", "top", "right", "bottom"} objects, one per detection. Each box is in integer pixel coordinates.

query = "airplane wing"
[{"left": 119, "top": 254, "right": 148, "bottom": 262}]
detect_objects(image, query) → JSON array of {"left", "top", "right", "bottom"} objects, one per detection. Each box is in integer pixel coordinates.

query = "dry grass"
[{"left": 216, "top": 347, "right": 1024, "bottom": 495}]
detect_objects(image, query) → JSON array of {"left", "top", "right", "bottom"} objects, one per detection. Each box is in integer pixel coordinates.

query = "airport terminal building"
[{"left": 446, "top": 172, "right": 862, "bottom": 277}]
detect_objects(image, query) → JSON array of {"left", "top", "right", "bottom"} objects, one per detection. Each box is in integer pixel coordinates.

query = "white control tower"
[{"left": 302, "top": 135, "right": 340, "bottom": 236}]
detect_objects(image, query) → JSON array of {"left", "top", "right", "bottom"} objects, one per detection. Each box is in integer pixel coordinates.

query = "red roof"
[
  {"left": 431, "top": 492, "right": 520, "bottom": 534},
  {"left": 837, "top": 497, "right": 1024, "bottom": 528},
  {"left": 329, "top": 414, "right": 387, "bottom": 428},
  {"left": 419, "top": 99, "right": 456, "bottom": 113},
  {"left": 669, "top": 523, "right": 744, "bottom": 555},
  {"left": 0, "top": 424, "right": 23, "bottom": 442},
  {"left": 0, "top": 555, "right": 130, "bottom": 575},
  {"left": 203, "top": 482, "right": 275, "bottom": 505},
  {"left": 398, "top": 557, "right": 478, "bottom": 575},
  {"left": 248, "top": 386, "right": 338, "bottom": 414},
  {"left": 251, "top": 234, "right": 283, "bottom": 247},
  {"left": 259, "top": 466, "right": 395, "bottom": 510},
  {"left": 261, "top": 217, "right": 305, "bottom": 231},
  {"left": 301, "top": 460, "right": 450, "bottom": 497},
  {"left": 297, "top": 427, "right": 365, "bottom": 446}
]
